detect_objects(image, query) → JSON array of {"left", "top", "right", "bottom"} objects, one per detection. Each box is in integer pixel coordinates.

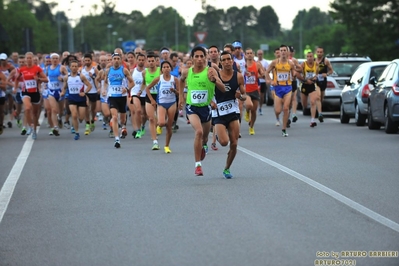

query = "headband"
[
  {"left": 50, "top": 53, "right": 59, "bottom": 58},
  {"left": 112, "top": 53, "right": 121, "bottom": 58},
  {"left": 161, "top": 49, "right": 170, "bottom": 54}
]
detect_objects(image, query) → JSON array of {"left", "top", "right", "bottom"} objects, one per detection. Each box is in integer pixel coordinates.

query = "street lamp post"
[
  {"left": 112, "top": 31, "right": 118, "bottom": 49},
  {"left": 175, "top": 9, "right": 178, "bottom": 50},
  {"left": 80, "top": 5, "right": 85, "bottom": 47},
  {"left": 107, "top": 24, "right": 113, "bottom": 51}
]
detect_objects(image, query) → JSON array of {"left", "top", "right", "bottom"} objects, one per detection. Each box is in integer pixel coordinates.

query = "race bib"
[
  {"left": 69, "top": 86, "right": 81, "bottom": 94},
  {"left": 217, "top": 100, "right": 235, "bottom": 116},
  {"left": 277, "top": 72, "right": 289, "bottom": 82},
  {"left": 190, "top": 90, "right": 208, "bottom": 104},
  {"left": 50, "top": 81, "right": 62, "bottom": 90},
  {"left": 318, "top": 74, "right": 325, "bottom": 81},
  {"left": 306, "top": 72, "right": 315, "bottom": 79},
  {"left": 24, "top": 80, "right": 37, "bottom": 92},
  {"left": 109, "top": 85, "right": 122, "bottom": 96},
  {"left": 246, "top": 75, "right": 256, "bottom": 84}
]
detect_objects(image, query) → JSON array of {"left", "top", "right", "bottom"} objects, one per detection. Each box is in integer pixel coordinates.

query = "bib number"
[
  {"left": 317, "top": 74, "right": 325, "bottom": 81},
  {"left": 50, "top": 81, "right": 61, "bottom": 90},
  {"left": 306, "top": 72, "right": 315, "bottom": 79},
  {"left": 190, "top": 90, "right": 208, "bottom": 104},
  {"left": 110, "top": 85, "right": 122, "bottom": 96},
  {"left": 246, "top": 75, "right": 256, "bottom": 84},
  {"left": 69, "top": 86, "right": 81, "bottom": 94},
  {"left": 24, "top": 80, "right": 37, "bottom": 92},
  {"left": 277, "top": 72, "right": 289, "bottom": 82},
  {"left": 217, "top": 100, "right": 235, "bottom": 116}
]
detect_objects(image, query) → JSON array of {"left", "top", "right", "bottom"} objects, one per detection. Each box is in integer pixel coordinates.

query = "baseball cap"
[
  {"left": 232, "top": 41, "right": 242, "bottom": 48},
  {"left": 0, "top": 53, "right": 7, "bottom": 60}
]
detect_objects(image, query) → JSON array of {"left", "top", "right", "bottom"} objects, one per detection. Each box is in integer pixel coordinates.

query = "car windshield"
[{"left": 331, "top": 61, "right": 369, "bottom": 77}]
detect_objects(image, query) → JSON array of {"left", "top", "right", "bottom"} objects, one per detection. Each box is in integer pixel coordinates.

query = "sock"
[
  {"left": 115, "top": 136, "right": 120, "bottom": 141},
  {"left": 153, "top": 140, "right": 158, "bottom": 144},
  {"left": 195, "top": 162, "right": 201, "bottom": 167},
  {"left": 311, "top": 118, "right": 315, "bottom": 122}
]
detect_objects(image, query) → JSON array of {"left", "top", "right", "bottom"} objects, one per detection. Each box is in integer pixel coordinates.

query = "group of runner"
[{"left": 0, "top": 43, "right": 333, "bottom": 178}]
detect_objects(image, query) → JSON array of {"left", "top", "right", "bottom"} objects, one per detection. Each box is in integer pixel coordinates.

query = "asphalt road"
[{"left": 0, "top": 106, "right": 398, "bottom": 266}]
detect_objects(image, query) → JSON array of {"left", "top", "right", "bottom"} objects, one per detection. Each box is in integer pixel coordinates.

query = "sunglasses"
[{"left": 234, "top": 47, "right": 241, "bottom": 50}]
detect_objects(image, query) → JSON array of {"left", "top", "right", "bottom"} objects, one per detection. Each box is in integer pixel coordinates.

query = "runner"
[
  {"left": 102, "top": 52, "right": 134, "bottom": 148},
  {"left": 178, "top": 46, "right": 225, "bottom": 176},
  {"left": 14, "top": 52, "right": 49, "bottom": 139},
  {"left": 288, "top": 46, "right": 302, "bottom": 125},
  {"left": 140, "top": 53, "right": 161, "bottom": 150},
  {"left": 145, "top": 60, "right": 179, "bottom": 153},
  {"left": 60, "top": 60, "right": 92, "bottom": 140},
  {"left": 315, "top": 47, "right": 334, "bottom": 122},
  {"left": 256, "top": 49, "right": 269, "bottom": 116},
  {"left": 0, "top": 70, "right": 6, "bottom": 135},
  {"left": 213, "top": 51, "right": 246, "bottom": 178},
  {"left": 265, "top": 45, "right": 296, "bottom": 137},
  {"left": 0, "top": 53, "right": 15, "bottom": 129}
]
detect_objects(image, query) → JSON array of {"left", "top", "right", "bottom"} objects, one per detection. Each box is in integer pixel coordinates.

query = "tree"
[
  {"left": 257, "top": 6, "right": 281, "bottom": 38},
  {"left": 330, "top": 0, "right": 399, "bottom": 60}
]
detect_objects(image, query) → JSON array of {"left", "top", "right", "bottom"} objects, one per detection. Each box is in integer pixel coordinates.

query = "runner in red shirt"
[{"left": 14, "top": 52, "right": 48, "bottom": 139}]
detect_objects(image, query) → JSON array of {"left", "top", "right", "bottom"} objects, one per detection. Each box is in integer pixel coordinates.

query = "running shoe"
[
  {"left": 32, "top": 130, "right": 37, "bottom": 140},
  {"left": 249, "top": 127, "right": 255, "bottom": 135},
  {"left": 259, "top": 108, "right": 263, "bottom": 116},
  {"left": 282, "top": 130, "right": 288, "bottom": 137},
  {"left": 211, "top": 143, "right": 218, "bottom": 151},
  {"left": 57, "top": 117, "right": 62, "bottom": 128},
  {"left": 120, "top": 128, "right": 127, "bottom": 138},
  {"left": 156, "top": 125, "right": 162, "bottom": 135},
  {"left": 114, "top": 139, "right": 121, "bottom": 148},
  {"left": 140, "top": 127, "right": 146, "bottom": 136},
  {"left": 132, "top": 130, "right": 137, "bottom": 138},
  {"left": 292, "top": 115, "right": 298, "bottom": 123},
  {"left": 64, "top": 121, "right": 71, "bottom": 129},
  {"left": 49, "top": 130, "right": 53, "bottom": 136},
  {"left": 244, "top": 110, "right": 250, "bottom": 122},
  {"left": 16, "top": 119, "right": 22, "bottom": 128},
  {"left": 26, "top": 127, "right": 32, "bottom": 135},
  {"left": 152, "top": 143, "right": 160, "bottom": 150},
  {"left": 287, "top": 118, "right": 291, "bottom": 128},
  {"left": 164, "top": 146, "right": 172, "bottom": 154},
  {"left": 223, "top": 169, "right": 233, "bottom": 179},
  {"left": 203, "top": 144, "right": 208, "bottom": 154},
  {"left": 84, "top": 124, "right": 90, "bottom": 135},
  {"left": 52, "top": 127, "right": 60, "bottom": 136},
  {"left": 135, "top": 130, "right": 142, "bottom": 139},
  {"left": 74, "top": 133, "right": 80, "bottom": 140},
  {"left": 90, "top": 123, "right": 95, "bottom": 132},
  {"left": 179, "top": 110, "right": 183, "bottom": 117},
  {"left": 318, "top": 114, "right": 324, "bottom": 123},
  {"left": 195, "top": 165, "right": 203, "bottom": 176},
  {"left": 21, "top": 127, "right": 27, "bottom": 135},
  {"left": 102, "top": 122, "right": 107, "bottom": 130},
  {"left": 109, "top": 130, "right": 114, "bottom": 138},
  {"left": 310, "top": 122, "right": 317, "bottom": 128},
  {"left": 7, "top": 121, "right": 12, "bottom": 128},
  {"left": 275, "top": 120, "right": 280, "bottom": 126},
  {"left": 187, "top": 119, "right": 190, "bottom": 124},
  {"left": 71, "top": 127, "right": 76, "bottom": 134}
]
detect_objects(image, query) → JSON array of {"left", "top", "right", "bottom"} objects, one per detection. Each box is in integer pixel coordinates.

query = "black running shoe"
[
  {"left": 318, "top": 115, "right": 324, "bottom": 123},
  {"left": 310, "top": 122, "right": 317, "bottom": 127}
]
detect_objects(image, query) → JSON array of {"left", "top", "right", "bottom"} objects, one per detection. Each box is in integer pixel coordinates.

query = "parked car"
[
  {"left": 340, "top": 61, "right": 389, "bottom": 126},
  {"left": 368, "top": 59, "right": 399, "bottom": 133},
  {"left": 324, "top": 54, "right": 372, "bottom": 111}
]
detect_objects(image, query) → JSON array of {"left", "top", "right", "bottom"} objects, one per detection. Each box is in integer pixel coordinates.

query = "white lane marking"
[
  {"left": 0, "top": 112, "right": 44, "bottom": 224},
  {"left": 238, "top": 146, "right": 399, "bottom": 233}
]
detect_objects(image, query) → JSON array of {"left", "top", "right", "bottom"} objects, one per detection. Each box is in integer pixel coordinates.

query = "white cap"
[{"left": 0, "top": 53, "right": 7, "bottom": 60}]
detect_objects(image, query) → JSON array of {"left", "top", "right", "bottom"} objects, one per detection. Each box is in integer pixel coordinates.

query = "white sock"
[{"left": 195, "top": 162, "right": 201, "bottom": 167}]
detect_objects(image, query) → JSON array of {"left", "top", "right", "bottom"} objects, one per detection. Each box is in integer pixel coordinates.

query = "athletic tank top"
[
  {"left": 157, "top": 74, "right": 177, "bottom": 104},
  {"left": 108, "top": 66, "right": 126, "bottom": 97},
  {"left": 214, "top": 71, "right": 240, "bottom": 116},
  {"left": 317, "top": 57, "right": 327, "bottom": 82},
  {"left": 19, "top": 65, "right": 43, "bottom": 93},
  {"left": 304, "top": 61, "right": 317, "bottom": 80},
  {"left": 131, "top": 67, "right": 146, "bottom": 97},
  {"left": 81, "top": 66, "right": 97, "bottom": 93},
  {"left": 47, "top": 65, "right": 62, "bottom": 91},
  {"left": 145, "top": 67, "right": 161, "bottom": 94},
  {"left": 273, "top": 60, "right": 292, "bottom": 86},
  {"left": 245, "top": 62, "right": 259, "bottom": 93},
  {"left": 186, "top": 67, "right": 215, "bottom": 107},
  {"left": 67, "top": 74, "right": 85, "bottom": 102}
]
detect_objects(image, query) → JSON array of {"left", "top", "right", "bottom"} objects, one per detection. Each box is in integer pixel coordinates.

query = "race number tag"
[
  {"left": 190, "top": 90, "right": 208, "bottom": 104},
  {"left": 24, "top": 80, "right": 37, "bottom": 92},
  {"left": 246, "top": 75, "right": 256, "bottom": 84},
  {"left": 50, "top": 81, "right": 61, "bottom": 90},
  {"left": 306, "top": 72, "right": 315, "bottom": 79},
  {"left": 69, "top": 86, "right": 81, "bottom": 94},
  {"left": 277, "top": 72, "right": 289, "bottom": 82},
  {"left": 217, "top": 100, "right": 235, "bottom": 116},
  {"left": 109, "top": 85, "right": 122, "bottom": 96},
  {"left": 317, "top": 74, "right": 325, "bottom": 81}
]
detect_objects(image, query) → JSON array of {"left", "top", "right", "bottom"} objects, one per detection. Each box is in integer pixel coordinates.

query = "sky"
[{"left": 59, "top": 0, "right": 332, "bottom": 29}]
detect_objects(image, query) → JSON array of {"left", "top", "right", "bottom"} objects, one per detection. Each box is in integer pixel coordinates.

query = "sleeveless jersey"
[
  {"left": 47, "top": 65, "right": 62, "bottom": 91},
  {"left": 186, "top": 67, "right": 215, "bottom": 107},
  {"left": 131, "top": 67, "right": 146, "bottom": 97},
  {"left": 108, "top": 66, "right": 126, "bottom": 97},
  {"left": 233, "top": 55, "right": 246, "bottom": 75},
  {"left": 81, "top": 66, "right": 97, "bottom": 93},
  {"left": 19, "top": 65, "right": 43, "bottom": 93},
  {"left": 303, "top": 61, "right": 317, "bottom": 80},
  {"left": 214, "top": 71, "right": 240, "bottom": 116},
  {"left": 67, "top": 74, "right": 85, "bottom": 102},
  {"left": 273, "top": 60, "right": 292, "bottom": 86},
  {"left": 145, "top": 67, "right": 161, "bottom": 94},
  {"left": 245, "top": 62, "right": 259, "bottom": 93},
  {"left": 157, "top": 74, "right": 177, "bottom": 104},
  {"left": 317, "top": 57, "right": 328, "bottom": 82}
]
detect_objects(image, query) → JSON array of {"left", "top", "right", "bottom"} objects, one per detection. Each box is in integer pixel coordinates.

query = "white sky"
[{"left": 58, "top": 0, "right": 332, "bottom": 29}]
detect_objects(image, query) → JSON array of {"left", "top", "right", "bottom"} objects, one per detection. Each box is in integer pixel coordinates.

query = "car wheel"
[
  {"left": 340, "top": 102, "right": 350, "bottom": 124},
  {"left": 384, "top": 105, "right": 399, "bottom": 134},
  {"left": 368, "top": 104, "right": 381, "bottom": 130},
  {"left": 355, "top": 104, "right": 366, "bottom": 126}
]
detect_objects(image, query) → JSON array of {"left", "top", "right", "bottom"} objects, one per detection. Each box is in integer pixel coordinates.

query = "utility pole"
[{"left": 175, "top": 9, "right": 178, "bottom": 50}]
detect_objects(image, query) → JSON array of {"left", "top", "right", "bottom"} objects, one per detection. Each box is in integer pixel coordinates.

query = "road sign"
[
  {"left": 122, "top": 40, "right": 136, "bottom": 52},
  {"left": 260, "top": 44, "right": 269, "bottom": 51},
  {"left": 195, "top": 32, "right": 207, "bottom": 43}
]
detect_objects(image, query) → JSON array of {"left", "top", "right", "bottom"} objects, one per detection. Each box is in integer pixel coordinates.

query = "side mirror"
[{"left": 369, "top": 76, "right": 377, "bottom": 85}]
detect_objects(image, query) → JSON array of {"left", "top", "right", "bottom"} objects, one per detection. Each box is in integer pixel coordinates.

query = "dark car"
[
  {"left": 340, "top": 61, "right": 389, "bottom": 126},
  {"left": 368, "top": 59, "right": 399, "bottom": 133}
]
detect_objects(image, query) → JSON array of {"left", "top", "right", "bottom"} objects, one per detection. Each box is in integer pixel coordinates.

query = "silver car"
[
  {"left": 368, "top": 59, "right": 399, "bottom": 133},
  {"left": 340, "top": 62, "right": 389, "bottom": 126},
  {"left": 324, "top": 54, "right": 372, "bottom": 111}
]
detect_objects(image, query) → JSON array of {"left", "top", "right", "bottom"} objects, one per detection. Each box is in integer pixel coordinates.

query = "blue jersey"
[
  {"left": 47, "top": 65, "right": 62, "bottom": 91},
  {"left": 108, "top": 66, "right": 126, "bottom": 97}
]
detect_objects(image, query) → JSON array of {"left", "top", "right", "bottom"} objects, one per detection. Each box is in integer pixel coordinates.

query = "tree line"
[{"left": 0, "top": 0, "right": 397, "bottom": 61}]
